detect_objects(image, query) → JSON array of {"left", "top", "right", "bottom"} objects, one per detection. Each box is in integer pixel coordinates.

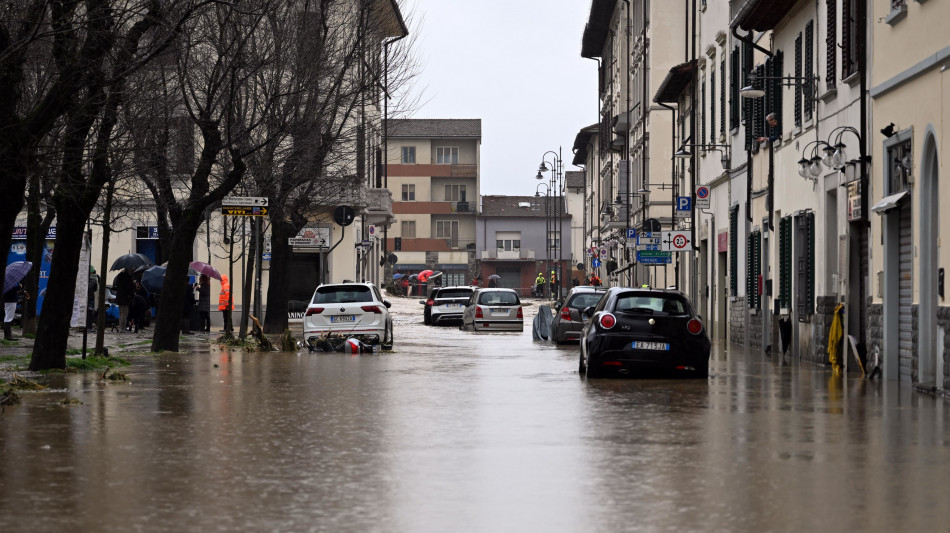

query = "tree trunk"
[
  {"left": 29, "top": 206, "right": 88, "bottom": 370},
  {"left": 95, "top": 182, "right": 115, "bottom": 355},
  {"left": 239, "top": 232, "right": 256, "bottom": 339},
  {"left": 150, "top": 214, "right": 202, "bottom": 353},
  {"left": 0, "top": 162, "right": 30, "bottom": 296},
  {"left": 262, "top": 218, "right": 295, "bottom": 334}
]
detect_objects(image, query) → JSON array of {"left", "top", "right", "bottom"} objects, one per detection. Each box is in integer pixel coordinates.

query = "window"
[
  {"left": 445, "top": 184, "right": 467, "bottom": 202},
  {"left": 437, "top": 220, "right": 459, "bottom": 247},
  {"left": 730, "top": 46, "right": 740, "bottom": 131},
  {"left": 795, "top": 32, "right": 803, "bottom": 128},
  {"left": 401, "top": 146, "right": 416, "bottom": 164},
  {"left": 700, "top": 74, "right": 706, "bottom": 146},
  {"left": 496, "top": 239, "right": 521, "bottom": 251},
  {"left": 747, "top": 230, "right": 761, "bottom": 309},
  {"left": 401, "top": 220, "right": 415, "bottom": 238},
  {"left": 709, "top": 68, "right": 716, "bottom": 145},
  {"left": 401, "top": 184, "right": 415, "bottom": 201},
  {"left": 842, "top": 0, "right": 860, "bottom": 78},
  {"left": 720, "top": 59, "right": 726, "bottom": 136},
  {"left": 730, "top": 205, "right": 739, "bottom": 297},
  {"left": 825, "top": 0, "right": 837, "bottom": 90},
  {"left": 437, "top": 146, "right": 459, "bottom": 164},
  {"left": 804, "top": 20, "right": 814, "bottom": 121},
  {"left": 886, "top": 136, "right": 913, "bottom": 194},
  {"left": 796, "top": 212, "right": 815, "bottom": 317},
  {"left": 547, "top": 231, "right": 561, "bottom": 251}
]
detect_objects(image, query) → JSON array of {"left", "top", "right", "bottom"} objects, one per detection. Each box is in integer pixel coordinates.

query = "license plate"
[
  {"left": 632, "top": 341, "right": 669, "bottom": 351},
  {"left": 444, "top": 303, "right": 463, "bottom": 308},
  {"left": 490, "top": 308, "right": 508, "bottom": 314},
  {"left": 330, "top": 315, "right": 356, "bottom": 323}
]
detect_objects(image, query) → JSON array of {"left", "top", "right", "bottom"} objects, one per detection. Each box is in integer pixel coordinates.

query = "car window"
[
  {"left": 312, "top": 286, "right": 373, "bottom": 304},
  {"left": 438, "top": 289, "right": 473, "bottom": 299},
  {"left": 479, "top": 291, "right": 518, "bottom": 306},
  {"left": 567, "top": 293, "right": 604, "bottom": 310},
  {"left": 615, "top": 293, "right": 686, "bottom": 314}
]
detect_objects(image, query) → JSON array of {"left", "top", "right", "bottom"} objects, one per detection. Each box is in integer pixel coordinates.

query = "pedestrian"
[
  {"left": 181, "top": 279, "right": 195, "bottom": 334},
  {"left": 196, "top": 274, "right": 211, "bottom": 332},
  {"left": 3, "top": 283, "right": 23, "bottom": 340},
  {"left": 488, "top": 276, "right": 497, "bottom": 288},
  {"left": 534, "top": 272, "right": 546, "bottom": 298},
  {"left": 399, "top": 276, "right": 409, "bottom": 296},
  {"left": 572, "top": 276, "right": 580, "bottom": 288},
  {"left": 129, "top": 281, "right": 148, "bottom": 333},
  {"left": 589, "top": 274, "right": 602, "bottom": 286},
  {"left": 218, "top": 274, "right": 233, "bottom": 333},
  {"left": 113, "top": 268, "right": 135, "bottom": 332},
  {"left": 87, "top": 267, "right": 99, "bottom": 332}
]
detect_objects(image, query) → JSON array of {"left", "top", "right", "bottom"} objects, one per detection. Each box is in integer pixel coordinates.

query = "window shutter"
[
  {"left": 842, "top": 0, "right": 853, "bottom": 77},
  {"left": 720, "top": 59, "right": 726, "bottom": 136},
  {"left": 748, "top": 231, "right": 762, "bottom": 309},
  {"left": 730, "top": 47, "right": 740, "bottom": 131},
  {"left": 804, "top": 20, "right": 814, "bottom": 121},
  {"left": 772, "top": 50, "right": 783, "bottom": 137},
  {"left": 826, "top": 0, "right": 837, "bottom": 89},
  {"left": 747, "top": 234, "right": 755, "bottom": 308},
  {"left": 701, "top": 76, "right": 707, "bottom": 146},
  {"left": 751, "top": 65, "right": 764, "bottom": 154},
  {"left": 730, "top": 205, "right": 739, "bottom": 298},
  {"left": 796, "top": 212, "right": 815, "bottom": 317},
  {"left": 710, "top": 69, "right": 715, "bottom": 144},
  {"left": 794, "top": 33, "right": 803, "bottom": 128},
  {"left": 779, "top": 216, "right": 792, "bottom": 309}
]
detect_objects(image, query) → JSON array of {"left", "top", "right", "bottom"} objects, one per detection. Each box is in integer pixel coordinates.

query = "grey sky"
[{"left": 401, "top": 0, "right": 597, "bottom": 197}]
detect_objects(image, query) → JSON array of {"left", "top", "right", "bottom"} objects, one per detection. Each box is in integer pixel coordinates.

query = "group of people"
[
  {"left": 113, "top": 268, "right": 153, "bottom": 333},
  {"left": 3, "top": 282, "right": 27, "bottom": 341},
  {"left": 111, "top": 269, "right": 232, "bottom": 334}
]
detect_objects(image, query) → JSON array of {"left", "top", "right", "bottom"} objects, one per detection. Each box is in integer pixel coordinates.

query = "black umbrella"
[
  {"left": 111, "top": 253, "right": 154, "bottom": 272},
  {"left": 140, "top": 265, "right": 166, "bottom": 293},
  {"left": 488, "top": 274, "right": 501, "bottom": 280}
]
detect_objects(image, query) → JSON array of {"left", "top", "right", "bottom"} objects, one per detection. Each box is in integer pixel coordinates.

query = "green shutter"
[
  {"left": 748, "top": 230, "right": 762, "bottom": 309},
  {"left": 779, "top": 216, "right": 792, "bottom": 309},
  {"left": 805, "top": 212, "right": 815, "bottom": 315},
  {"left": 730, "top": 206, "right": 739, "bottom": 297}
]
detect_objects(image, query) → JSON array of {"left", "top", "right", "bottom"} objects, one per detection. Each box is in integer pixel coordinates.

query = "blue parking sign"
[
  {"left": 626, "top": 228, "right": 637, "bottom": 239},
  {"left": 676, "top": 196, "right": 692, "bottom": 212}
]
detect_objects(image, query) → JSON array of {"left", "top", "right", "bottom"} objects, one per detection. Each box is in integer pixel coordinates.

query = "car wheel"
[
  {"left": 578, "top": 352, "right": 586, "bottom": 374},
  {"left": 585, "top": 360, "right": 604, "bottom": 379},
  {"left": 424, "top": 311, "right": 431, "bottom": 325},
  {"left": 381, "top": 320, "right": 394, "bottom": 350},
  {"left": 695, "top": 364, "right": 709, "bottom": 379}
]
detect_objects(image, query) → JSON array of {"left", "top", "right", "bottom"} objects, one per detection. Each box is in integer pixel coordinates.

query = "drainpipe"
[
  {"left": 586, "top": 56, "right": 602, "bottom": 277},
  {"left": 381, "top": 32, "right": 407, "bottom": 272}
]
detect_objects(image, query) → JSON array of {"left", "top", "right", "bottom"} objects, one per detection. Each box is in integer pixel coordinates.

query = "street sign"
[
  {"left": 637, "top": 250, "right": 672, "bottom": 258},
  {"left": 592, "top": 258, "right": 601, "bottom": 268},
  {"left": 626, "top": 228, "right": 637, "bottom": 239},
  {"left": 637, "top": 255, "right": 672, "bottom": 264},
  {"left": 289, "top": 237, "right": 319, "bottom": 246},
  {"left": 360, "top": 240, "right": 372, "bottom": 248},
  {"left": 221, "top": 206, "right": 268, "bottom": 217},
  {"left": 222, "top": 196, "right": 268, "bottom": 207},
  {"left": 333, "top": 205, "right": 355, "bottom": 226},
  {"left": 676, "top": 196, "right": 692, "bottom": 218},
  {"left": 662, "top": 230, "right": 693, "bottom": 251},
  {"left": 695, "top": 186, "right": 710, "bottom": 209}
]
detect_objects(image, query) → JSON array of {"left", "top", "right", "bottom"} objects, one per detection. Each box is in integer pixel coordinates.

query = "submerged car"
[
  {"left": 550, "top": 286, "right": 608, "bottom": 344},
  {"left": 461, "top": 288, "right": 523, "bottom": 332},
  {"left": 303, "top": 282, "right": 393, "bottom": 350},
  {"left": 422, "top": 286, "right": 474, "bottom": 325},
  {"left": 579, "top": 287, "right": 710, "bottom": 378}
]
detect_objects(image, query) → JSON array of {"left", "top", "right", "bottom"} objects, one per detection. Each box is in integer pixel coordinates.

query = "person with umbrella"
[
  {"left": 113, "top": 268, "right": 135, "bottom": 332},
  {"left": 488, "top": 274, "right": 499, "bottom": 288},
  {"left": 196, "top": 274, "right": 211, "bottom": 332},
  {"left": 4, "top": 261, "right": 32, "bottom": 340}
]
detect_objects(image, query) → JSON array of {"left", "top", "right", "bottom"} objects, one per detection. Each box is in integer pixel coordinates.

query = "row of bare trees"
[{"left": 0, "top": 0, "right": 416, "bottom": 369}]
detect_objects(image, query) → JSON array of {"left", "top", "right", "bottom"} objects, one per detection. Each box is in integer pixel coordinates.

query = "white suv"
[{"left": 303, "top": 283, "right": 393, "bottom": 350}]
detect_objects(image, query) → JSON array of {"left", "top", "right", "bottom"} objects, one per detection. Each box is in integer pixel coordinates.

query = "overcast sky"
[{"left": 399, "top": 0, "right": 598, "bottom": 198}]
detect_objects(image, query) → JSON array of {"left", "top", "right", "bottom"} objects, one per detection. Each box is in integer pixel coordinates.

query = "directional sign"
[
  {"left": 223, "top": 196, "right": 268, "bottom": 207},
  {"left": 289, "top": 237, "right": 319, "bottom": 246},
  {"left": 661, "top": 230, "right": 693, "bottom": 251},
  {"left": 676, "top": 196, "right": 692, "bottom": 218},
  {"left": 222, "top": 206, "right": 268, "bottom": 217},
  {"left": 696, "top": 186, "right": 710, "bottom": 209},
  {"left": 637, "top": 255, "right": 673, "bottom": 264},
  {"left": 592, "top": 258, "right": 601, "bottom": 268},
  {"left": 637, "top": 250, "right": 672, "bottom": 258}
]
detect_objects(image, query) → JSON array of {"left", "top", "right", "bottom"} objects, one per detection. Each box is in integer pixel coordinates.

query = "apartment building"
[{"left": 386, "top": 119, "right": 481, "bottom": 287}]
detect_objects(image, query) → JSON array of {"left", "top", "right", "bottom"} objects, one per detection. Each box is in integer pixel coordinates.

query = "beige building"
[{"left": 385, "top": 119, "right": 481, "bottom": 287}]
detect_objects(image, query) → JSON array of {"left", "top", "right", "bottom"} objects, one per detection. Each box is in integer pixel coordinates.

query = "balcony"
[
  {"left": 363, "top": 188, "right": 395, "bottom": 227},
  {"left": 480, "top": 249, "right": 535, "bottom": 261},
  {"left": 450, "top": 201, "right": 475, "bottom": 213},
  {"left": 450, "top": 164, "right": 477, "bottom": 178}
]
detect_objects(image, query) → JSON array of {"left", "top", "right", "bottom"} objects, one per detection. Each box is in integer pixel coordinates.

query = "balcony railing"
[
  {"left": 449, "top": 201, "right": 475, "bottom": 213},
  {"left": 450, "top": 164, "right": 477, "bottom": 178},
  {"left": 480, "top": 249, "right": 535, "bottom": 260}
]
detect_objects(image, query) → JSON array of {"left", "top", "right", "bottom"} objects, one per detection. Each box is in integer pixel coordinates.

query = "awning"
[
  {"left": 653, "top": 60, "right": 697, "bottom": 104},
  {"left": 871, "top": 191, "right": 910, "bottom": 214},
  {"left": 730, "top": 0, "right": 800, "bottom": 32}
]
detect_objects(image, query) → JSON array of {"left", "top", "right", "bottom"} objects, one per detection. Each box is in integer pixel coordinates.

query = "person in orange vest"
[{"left": 218, "top": 274, "right": 233, "bottom": 334}]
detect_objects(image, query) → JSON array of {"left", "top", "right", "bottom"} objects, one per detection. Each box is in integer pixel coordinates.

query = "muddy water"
[{"left": 2, "top": 298, "right": 950, "bottom": 532}]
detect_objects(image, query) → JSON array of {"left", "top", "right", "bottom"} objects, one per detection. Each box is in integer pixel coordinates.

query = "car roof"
[
  {"left": 437, "top": 286, "right": 474, "bottom": 291},
  {"left": 476, "top": 287, "right": 516, "bottom": 292},
  {"left": 317, "top": 282, "right": 375, "bottom": 289}
]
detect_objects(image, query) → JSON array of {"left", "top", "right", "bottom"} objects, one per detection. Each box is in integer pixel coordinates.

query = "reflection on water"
[{"left": 2, "top": 319, "right": 950, "bottom": 532}]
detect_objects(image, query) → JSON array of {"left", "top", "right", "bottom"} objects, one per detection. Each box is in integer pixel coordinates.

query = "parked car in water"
[
  {"left": 579, "top": 287, "right": 710, "bottom": 378},
  {"left": 303, "top": 282, "right": 393, "bottom": 349},
  {"left": 550, "top": 286, "right": 608, "bottom": 344},
  {"left": 421, "top": 286, "right": 474, "bottom": 325},
  {"left": 461, "top": 288, "right": 523, "bottom": 332}
]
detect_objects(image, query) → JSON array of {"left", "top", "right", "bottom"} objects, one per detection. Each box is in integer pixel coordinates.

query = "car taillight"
[
  {"left": 305, "top": 307, "right": 324, "bottom": 316},
  {"left": 687, "top": 318, "right": 703, "bottom": 335},
  {"left": 361, "top": 305, "right": 382, "bottom": 314},
  {"left": 517, "top": 307, "right": 523, "bottom": 319},
  {"left": 475, "top": 307, "right": 483, "bottom": 319},
  {"left": 599, "top": 313, "right": 616, "bottom": 329},
  {"left": 560, "top": 307, "right": 571, "bottom": 320},
  {"left": 426, "top": 299, "right": 434, "bottom": 306}
]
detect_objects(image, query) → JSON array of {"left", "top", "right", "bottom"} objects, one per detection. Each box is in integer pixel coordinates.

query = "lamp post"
[
  {"left": 535, "top": 182, "right": 551, "bottom": 297},
  {"left": 537, "top": 148, "right": 563, "bottom": 299}
]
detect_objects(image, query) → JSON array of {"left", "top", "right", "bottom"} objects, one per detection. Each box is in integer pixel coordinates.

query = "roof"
[
  {"left": 388, "top": 119, "right": 481, "bottom": 138},
  {"left": 480, "top": 195, "right": 569, "bottom": 218},
  {"left": 378, "top": 0, "right": 408, "bottom": 38},
  {"left": 565, "top": 171, "right": 585, "bottom": 190},
  {"left": 571, "top": 124, "right": 599, "bottom": 166},
  {"left": 653, "top": 60, "right": 698, "bottom": 104},
  {"left": 581, "top": 0, "right": 618, "bottom": 58},
  {"left": 731, "top": 0, "right": 800, "bottom": 32}
]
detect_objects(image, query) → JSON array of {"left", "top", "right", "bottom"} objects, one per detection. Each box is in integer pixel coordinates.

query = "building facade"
[{"left": 386, "top": 119, "right": 481, "bottom": 288}]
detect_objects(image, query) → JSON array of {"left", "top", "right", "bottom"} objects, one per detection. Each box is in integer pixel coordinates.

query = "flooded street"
[{"left": 3, "top": 297, "right": 950, "bottom": 532}]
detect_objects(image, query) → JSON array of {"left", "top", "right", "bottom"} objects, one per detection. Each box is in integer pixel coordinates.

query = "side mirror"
[
  {"left": 384, "top": 301, "right": 392, "bottom": 308},
  {"left": 582, "top": 306, "right": 594, "bottom": 319},
  {"left": 419, "top": 300, "right": 426, "bottom": 305}
]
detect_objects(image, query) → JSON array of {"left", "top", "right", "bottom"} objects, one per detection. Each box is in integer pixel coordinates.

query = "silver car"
[
  {"left": 461, "top": 288, "right": 523, "bottom": 332},
  {"left": 422, "top": 286, "right": 474, "bottom": 325}
]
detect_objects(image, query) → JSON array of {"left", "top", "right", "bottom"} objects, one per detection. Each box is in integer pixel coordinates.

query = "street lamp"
[
  {"left": 796, "top": 140, "right": 836, "bottom": 181},
  {"left": 740, "top": 73, "right": 821, "bottom": 103},
  {"left": 674, "top": 143, "right": 732, "bottom": 169},
  {"left": 537, "top": 148, "right": 563, "bottom": 299}
]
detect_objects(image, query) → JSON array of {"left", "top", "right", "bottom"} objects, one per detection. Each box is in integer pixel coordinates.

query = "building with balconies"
[
  {"left": 386, "top": 119, "right": 481, "bottom": 287},
  {"left": 476, "top": 195, "right": 571, "bottom": 298}
]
